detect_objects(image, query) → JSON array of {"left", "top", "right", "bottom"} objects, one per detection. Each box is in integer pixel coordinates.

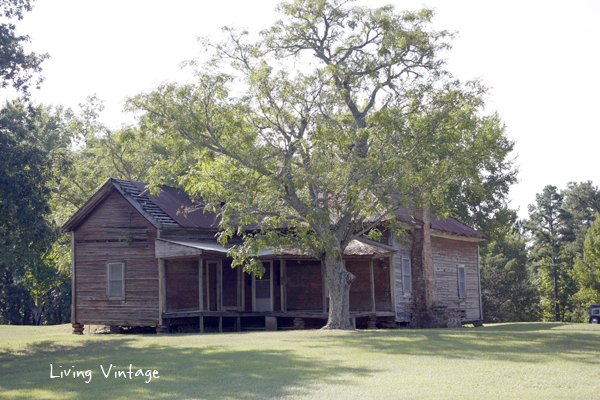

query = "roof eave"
[{"left": 430, "top": 229, "right": 487, "bottom": 242}]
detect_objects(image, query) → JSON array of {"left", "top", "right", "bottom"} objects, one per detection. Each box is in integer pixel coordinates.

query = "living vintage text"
[{"left": 50, "top": 364, "right": 160, "bottom": 383}]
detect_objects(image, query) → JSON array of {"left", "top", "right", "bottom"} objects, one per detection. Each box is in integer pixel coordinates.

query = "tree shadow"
[
  {"left": 0, "top": 335, "right": 374, "bottom": 399},
  {"left": 311, "top": 323, "right": 600, "bottom": 366}
]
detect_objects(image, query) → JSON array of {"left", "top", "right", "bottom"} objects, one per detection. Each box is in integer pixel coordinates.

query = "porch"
[{"left": 155, "top": 238, "right": 397, "bottom": 332}]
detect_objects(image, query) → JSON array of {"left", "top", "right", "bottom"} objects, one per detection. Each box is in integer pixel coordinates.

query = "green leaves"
[{"left": 129, "top": 0, "right": 514, "bottom": 271}]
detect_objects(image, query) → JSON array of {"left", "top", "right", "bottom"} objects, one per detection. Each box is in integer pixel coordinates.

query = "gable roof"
[
  {"left": 61, "top": 178, "right": 219, "bottom": 231},
  {"left": 62, "top": 178, "right": 486, "bottom": 240}
]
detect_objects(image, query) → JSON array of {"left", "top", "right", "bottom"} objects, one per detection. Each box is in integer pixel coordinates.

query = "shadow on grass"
[
  {"left": 0, "top": 336, "right": 374, "bottom": 399},
  {"left": 310, "top": 323, "right": 600, "bottom": 366}
]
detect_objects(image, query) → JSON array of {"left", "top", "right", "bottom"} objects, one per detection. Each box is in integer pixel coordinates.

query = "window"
[
  {"left": 458, "top": 265, "right": 466, "bottom": 298},
  {"left": 402, "top": 257, "right": 412, "bottom": 294},
  {"left": 107, "top": 263, "right": 124, "bottom": 299},
  {"left": 592, "top": 309, "right": 600, "bottom": 316}
]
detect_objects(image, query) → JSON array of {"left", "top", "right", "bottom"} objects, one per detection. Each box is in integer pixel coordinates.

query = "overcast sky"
[{"left": 10, "top": 0, "right": 600, "bottom": 220}]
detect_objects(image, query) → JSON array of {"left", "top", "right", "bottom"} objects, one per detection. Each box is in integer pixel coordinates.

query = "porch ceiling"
[
  {"left": 155, "top": 237, "right": 396, "bottom": 259},
  {"left": 155, "top": 238, "right": 276, "bottom": 259}
]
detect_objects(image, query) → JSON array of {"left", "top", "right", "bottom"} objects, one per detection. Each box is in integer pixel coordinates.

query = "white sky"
[{"left": 10, "top": 0, "right": 600, "bottom": 220}]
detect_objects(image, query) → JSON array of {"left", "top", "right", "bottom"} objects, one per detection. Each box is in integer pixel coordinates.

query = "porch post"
[
  {"left": 158, "top": 258, "right": 166, "bottom": 326},
  {"left": 389, "top": 255, "right": 395, "bottom": 314},
  {"left": 280, "top": 259, "right": 287, "bottom": 312},
  {"left": 218, "top": 260, "right": 223, "bottom": 311},
  {"left": 71, "top": 231, "right": 76, "bottom": 323},
  {"left": 198, "top": 257, "right": 204, "bottom": 311},
  {"left": 241, "top": 266, "right": 246, "bottom": 311},
  {"left": 237, "top": 261, "right": 243, "bottom": 311},
  {"left": 370, "top": 259, "right": 376, "bottom": 312},
  {"left": 322, "top": 261, "right": 327, "bottom": 313},
  {"left": 206, "top": 263, "right": 210, "bottom": 311},
  {"left": 270, "top": 262, "right": 275, "bottom": 312}
]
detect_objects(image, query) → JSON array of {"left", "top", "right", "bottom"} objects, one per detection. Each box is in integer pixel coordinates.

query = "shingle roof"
[
  {"left": 395, "top": 208, "right": 487, "bottom": 240},
  {"left": 63, "top": 178, "right": 486, "bottom": 241},
  {"left": 115, "top": 179, "right": 220, "bottom": 229},
  {"left": 113, "top": 179, "right": 179, "bottom": 227},
  {"left": 429, "top": 215, "right": 488, "bottom": 240},
  {"left": 61, "top": 178, "right": 219, "bottom": 231}
]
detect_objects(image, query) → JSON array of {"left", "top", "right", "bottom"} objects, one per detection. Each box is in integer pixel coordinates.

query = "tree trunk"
[
  {"left": 321, "top": 254, "right": 355, "bottom": 330},
  {"left": 32, "top": 299, "right": 42, "bottom": 326},
  {"left": 553, "top": 269, "right": 559, "bottom": 322}
]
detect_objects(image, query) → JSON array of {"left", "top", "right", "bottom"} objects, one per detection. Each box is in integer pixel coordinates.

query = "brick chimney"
[{"left": 411, "top": 207, "right": 438, "bottom": 311}]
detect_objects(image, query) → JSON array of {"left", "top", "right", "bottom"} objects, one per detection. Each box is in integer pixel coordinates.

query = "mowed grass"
[{"left": 0, "top": 323, "right": 599, "bottom": 399}]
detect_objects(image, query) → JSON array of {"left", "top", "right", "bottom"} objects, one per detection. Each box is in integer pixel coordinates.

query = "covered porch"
[{"left": 155, "top": 238, "right": 397, "bottom": 333}]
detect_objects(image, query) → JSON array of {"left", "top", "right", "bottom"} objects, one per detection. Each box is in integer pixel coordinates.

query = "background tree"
[
  {"left": 480, "top": 222, "right": 539, "bottom": 322},
  {"left": 0, "top": 0, "right": 48, "bottom": 96},
  {"left": 129, "top": 0, "right": 516, "bottom": 329},
  {"left": 570, "top": 213, "right": 600, "bottom": 313},
  {"left": 0, "top": 100, "right": 57, "bottom": 324},
  {"left": 526, "top": 185, "right": 573, "bottom": 321}
]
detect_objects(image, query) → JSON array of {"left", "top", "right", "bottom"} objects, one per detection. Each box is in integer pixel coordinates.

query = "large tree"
[{"left": 129, "top": 0, "right": 515, "bottom": 329}]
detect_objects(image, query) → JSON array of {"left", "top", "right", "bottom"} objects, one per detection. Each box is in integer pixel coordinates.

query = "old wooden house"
[{"left": 62, "top": 178, "right": 486, "bottom": 333}]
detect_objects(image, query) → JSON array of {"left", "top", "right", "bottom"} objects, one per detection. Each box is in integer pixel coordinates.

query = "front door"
[{"left": 253, "top": 261, "right": 273, "bottom": 312}]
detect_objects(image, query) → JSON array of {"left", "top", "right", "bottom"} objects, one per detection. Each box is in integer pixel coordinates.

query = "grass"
[{"left": 0, "top": 323, "right": 599, "bottom": 399}]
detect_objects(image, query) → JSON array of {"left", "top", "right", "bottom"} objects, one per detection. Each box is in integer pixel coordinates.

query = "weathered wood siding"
[
  {"left": 345, "top": 260, "right": 371, "bottom": 311},
  {"left": 160, "top": 228, "right": 221, "bottom": 242},
  {"left": 273, "top": 261, "right": 281, "bottom": 312},
  {"left": 373, "top": 257, "right": 392, "bottom": 311},
  {"left": 431, "top": 236, "right": 481, "bottom": 321},
  {"left": 392, "top": 233, "right": 414, "bottom": 322},
  {"left": 208, "top": 262, "right": 217, "bottom": 311},
  {"left": 222, "top": 259, "right": 238, "bottom": 309},
  {"left": 73, "top": 190, "right": 159, "bottom": 326},
  {"left": 286, "top": 260, "right": 323, "bottom": 311},
  {"left": 244, "top": 271, "right": 252, "bottom": 311},
  {"left": 165, "top": 259, "right": 199, "bottom": 311}
]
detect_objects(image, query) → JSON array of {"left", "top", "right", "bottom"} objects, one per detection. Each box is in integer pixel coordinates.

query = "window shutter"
[{"left": 402, "top": 257, "right": 412, "bottom": 294}]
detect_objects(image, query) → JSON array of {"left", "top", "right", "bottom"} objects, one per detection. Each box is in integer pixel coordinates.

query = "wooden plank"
[
  {"left": 388, "top": 255, "right": 395, "bottom": 314},
  {"left": 218, "top": 316, "right": 223, "bottom": 333},
  {"left": 199, "top": 257, "right": 204, "bottom": 311},
  {"left": 241, "top": 267, "right": 246, "bottom": 311},
  {"left": 280, "top": 259, "right": 286, "bottom": 312},
  {"left": 237, "top": 263, "right": 242, "bottom": 311},
  {"left": 370, "top": 259, "right": 375, "bottom": 312},
  {"left": 218, "top": 260, "right": 223, "bottom": 311},
  {"left": 199, "top": 316, "right": 204, "bottom": 333},
  {"left": 158, "top": 258, "right": 166, "bottom": 324},
  {"left": 206, "top": 262, "right": 210, "bottom": 311},
  {"left": 322, "top": 261, "right": 327, "bottom": 313},
  {"left": 161, "top": 309, "right": 397, "bottom": 319},
  {"left": 155, "top": 240, "right": 202, "bottom": 259},
  {"left": 71, "top": 231, "right": 76, "bottom": 323},
  {"left": 251, "top": 271, "right": 256, "bottom": 312},
  {"left": 270, "top": 262, "right": 274, "bottom": 312},
  {"left": 477, "top": 246, "right": 483, "bottom": 321}
]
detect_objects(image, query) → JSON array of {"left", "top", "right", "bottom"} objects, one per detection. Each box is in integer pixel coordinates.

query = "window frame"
[
  {"left": 402, "top": 256, "right": 412, "bottom": 295},
  {"left": 457, "top": 264, "right": 467, "bottom": 299},
  {"left": 107, "top": 262, "right": 125, "bottom": 300}
]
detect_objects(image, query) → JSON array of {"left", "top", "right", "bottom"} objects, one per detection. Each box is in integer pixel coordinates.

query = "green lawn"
[{"left": 0, "top": 323, "right": 599, "bottom": 399}]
